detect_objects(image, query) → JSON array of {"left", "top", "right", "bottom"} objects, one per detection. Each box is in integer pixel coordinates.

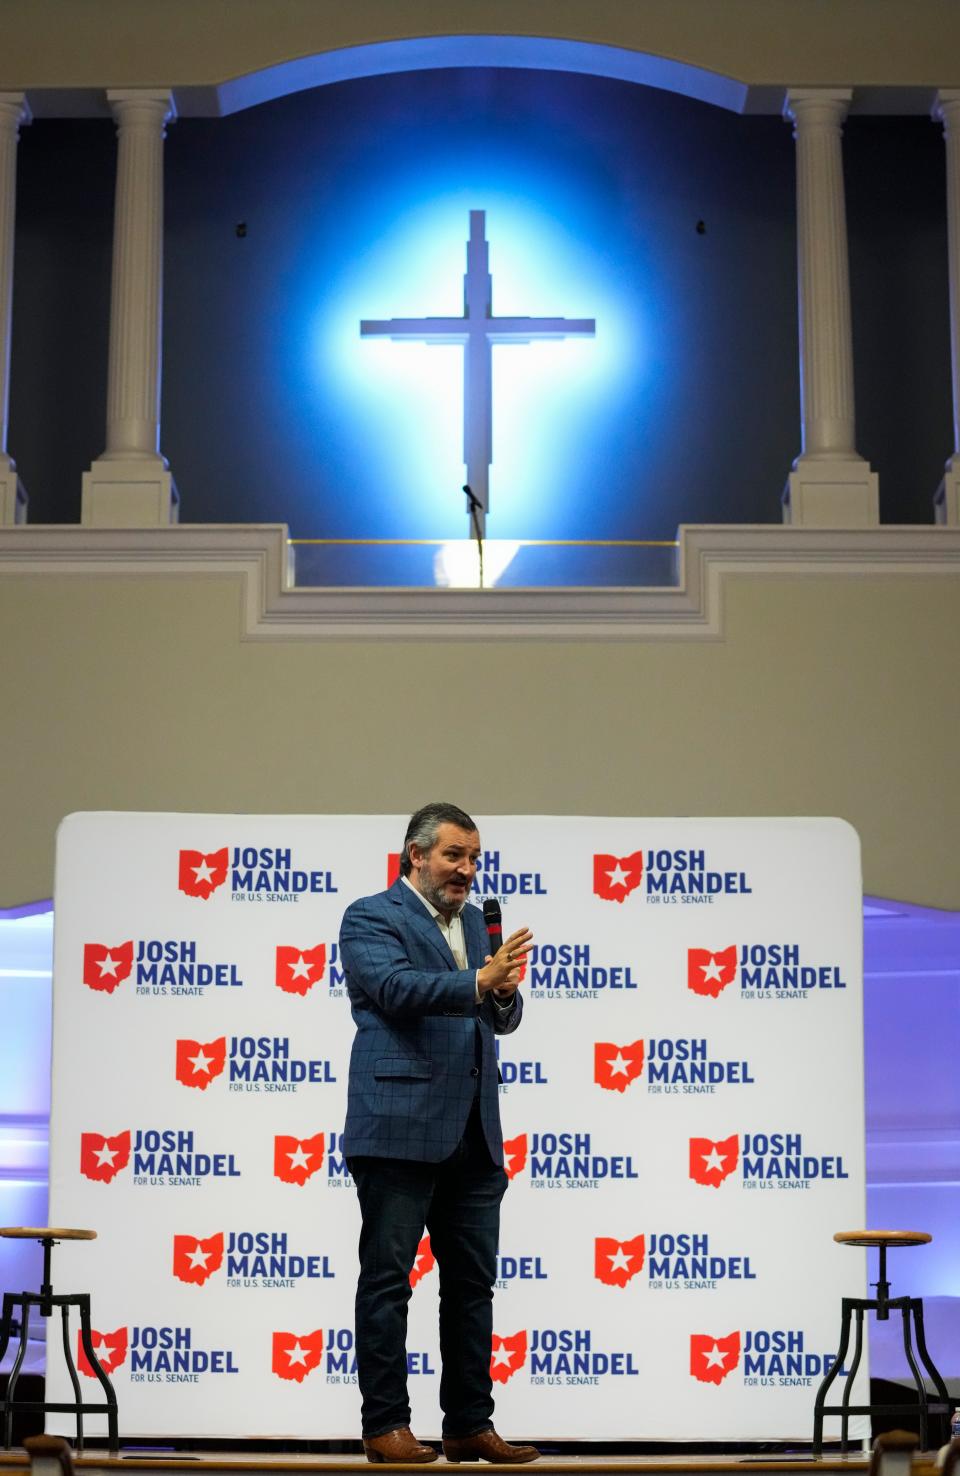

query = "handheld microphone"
[{"left": 482, "top": 898, "right": 503, "bottom": 955}]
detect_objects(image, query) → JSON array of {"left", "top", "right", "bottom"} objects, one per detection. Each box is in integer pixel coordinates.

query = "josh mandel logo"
[
  {"left": 82, "top": 939, "right": 244, "bottom": 996},
  {"left": 593, "top": 1232, "right": 758, "bottom": 1291},
  {"left": 688, "top": 943, "right": 849, "bottom": 1000},
  {"left": 79, "top": 1327, "right": 243, "bottom": 1382},
  {"left": 689, "top": 1132, "right": 849, "bottom": 1190},
  {"left": 690, "top": 1329, "right": 844, "bottom": 1387},
  {"left": 178, "top": 844, "right": 337, "bottom": 904},
  {"left": 174, "top": 1035, "right": 337, "bottom": 1093},
  {"left": 171, "top": 1230, "right": 335, "bottom": 1289},
  {"left": 593, "top": 847, "right": 752, "bottom": 906},
  {"left": 593, "top": 1038, "right": 756, "bottom": 1095},
  {"left": 80, "top": 1128, "right": 241, "bottom": 1186}
]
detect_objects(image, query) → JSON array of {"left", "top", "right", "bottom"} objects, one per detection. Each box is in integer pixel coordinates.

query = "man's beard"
[{"left": 417, "top": 865, "right": 463, "bottom": 916}]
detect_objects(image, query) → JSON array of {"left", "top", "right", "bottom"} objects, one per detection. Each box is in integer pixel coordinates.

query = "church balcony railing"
[{"left": 288, "top": 538, "right": 680, "bottom": 589}]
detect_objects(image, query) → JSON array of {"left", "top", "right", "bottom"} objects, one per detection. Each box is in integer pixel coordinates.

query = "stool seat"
[
  {"left": 0, "top": 1225, "right": 117, "bottom": 1452},
  {"left": 0, "top": 1228, "right": 97, "bottom": 1241},
  {"left": 834, "top": 1230, "right": 932, "bottom": 1249}
]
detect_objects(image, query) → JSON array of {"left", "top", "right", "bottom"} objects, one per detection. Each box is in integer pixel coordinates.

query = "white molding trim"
[{"left": 1, "top": 523, "right": 958, "bottom": 642}]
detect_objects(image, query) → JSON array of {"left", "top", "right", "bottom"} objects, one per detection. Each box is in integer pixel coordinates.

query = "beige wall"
[
  {"left": 2, "top": 566, "right": 957, "bottom": 910},
  {"left": 3, "top": 0, "right": 960, "bottom": 95}
]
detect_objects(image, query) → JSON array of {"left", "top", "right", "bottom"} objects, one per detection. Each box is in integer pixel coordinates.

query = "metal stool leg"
[
  {"left": 839, "top": 1305, "right": 865, "bottom": 1453},
  {"left": 899, "top": 1303, "right": 931, "bottom": 1448},
  {"left": 0, "top": 1293, "right": 15, "bottom": 1365},
  {"left": 912, "top": 1299, "right": 951, "bottom": 1404},
  {"left": 814, "top": 1298, "right": 854, "bottom": 1456},
  {"left": 76, "top": 1296, "right": 118, "bottom": 1452},
  {"left": 3, "top": 1296, "right": 31, "bottom": 1450},
  {"left": 0, "top": 1290, "right": 17, "bottom": 1445},
  {"left": 60, "top": 1304, "right": 84, "bottom": 1453}
]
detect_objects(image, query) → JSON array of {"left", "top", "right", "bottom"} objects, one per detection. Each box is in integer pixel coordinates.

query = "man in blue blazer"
[{"left": 340, "top": 802, "right": 539, "bottom": 1466}]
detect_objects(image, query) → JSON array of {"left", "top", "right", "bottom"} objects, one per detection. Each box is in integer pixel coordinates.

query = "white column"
[
  {"left": 933, "top": 90, "right": 960, "bottom": 525},
  {"left": 0, "top": 93, "right": 29, "bottom": 525},
  {"left": 783, "top": 89, "right": 878, "bottom": 527},
  {"left": 82, "top": 90, "right": 178, "bottom": 527}
]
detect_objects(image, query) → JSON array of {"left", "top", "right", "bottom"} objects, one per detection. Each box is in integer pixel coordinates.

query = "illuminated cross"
[{"left": 361, "top": 210, "right": 595, "bottom": 536}]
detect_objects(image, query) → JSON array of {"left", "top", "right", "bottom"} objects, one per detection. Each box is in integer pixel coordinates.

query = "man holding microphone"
[{"left": 339, "top": 803, "right": 539, "bottom": 1466}]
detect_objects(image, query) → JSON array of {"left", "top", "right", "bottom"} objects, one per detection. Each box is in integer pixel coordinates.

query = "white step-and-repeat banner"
[{"left": 47, "top": 813, "right": 867, "bottom": 1441}]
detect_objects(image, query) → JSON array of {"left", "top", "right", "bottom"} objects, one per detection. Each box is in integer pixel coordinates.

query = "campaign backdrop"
[{"left": 47, "top": 814, "right": 867, "bottom": 1441}]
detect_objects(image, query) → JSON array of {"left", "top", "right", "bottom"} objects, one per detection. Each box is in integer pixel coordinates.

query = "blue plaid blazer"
[{"left": 339, "top": 879, "right": 523, "bottom": 1163}]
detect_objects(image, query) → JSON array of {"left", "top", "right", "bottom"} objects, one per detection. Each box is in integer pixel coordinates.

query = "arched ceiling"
[{"left": 5, "top": 0, "right": 960, "bottom": 119}]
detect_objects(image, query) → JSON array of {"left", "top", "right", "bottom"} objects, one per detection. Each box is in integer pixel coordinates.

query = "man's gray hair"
[{"left": 399, "top": 802, "right": 477, "bottom": 877}]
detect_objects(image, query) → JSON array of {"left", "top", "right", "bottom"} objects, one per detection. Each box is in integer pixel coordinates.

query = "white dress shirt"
[{"left": 401, "top": 875, "right": 514, "bottom": 1013}]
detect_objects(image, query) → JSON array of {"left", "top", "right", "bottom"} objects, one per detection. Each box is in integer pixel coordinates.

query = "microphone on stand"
[{"left": 463, "top": 484, "right": 485, "bottom": 589}]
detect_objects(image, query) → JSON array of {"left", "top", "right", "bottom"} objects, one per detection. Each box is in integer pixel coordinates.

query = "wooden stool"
[
  {"left": 0, "top": 1228, "right": 118, "bottom": 1453},
  {"left": 813, "top": 1231, "right": 953, "bottom": 1455}
]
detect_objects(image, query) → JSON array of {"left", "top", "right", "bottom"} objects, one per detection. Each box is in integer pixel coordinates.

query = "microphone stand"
[{"left": 462, "top": 484, "right": 485, "bottom": 589}]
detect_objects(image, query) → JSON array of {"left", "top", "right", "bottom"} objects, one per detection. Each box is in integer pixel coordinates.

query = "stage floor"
[{"left": 0, "top": 1449, "right": 918, "bottom": 1476}]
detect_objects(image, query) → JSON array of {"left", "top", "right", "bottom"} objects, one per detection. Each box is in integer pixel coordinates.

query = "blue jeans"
[{"left": 348, "top": 1106, "right": 508, "bottom": 1438}]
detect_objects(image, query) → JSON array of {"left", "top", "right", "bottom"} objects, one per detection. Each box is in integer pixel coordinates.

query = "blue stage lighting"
[{"left": 310, "top": 183, "right": 639, "bottom": 540}]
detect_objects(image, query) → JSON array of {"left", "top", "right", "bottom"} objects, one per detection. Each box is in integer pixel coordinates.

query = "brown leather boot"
[
  {"left": 363, "top": 1426, "right": 439, "bottom": 1463},
  {"left": 442, "top": 1429, "right": 540, "bottom": 1463}
]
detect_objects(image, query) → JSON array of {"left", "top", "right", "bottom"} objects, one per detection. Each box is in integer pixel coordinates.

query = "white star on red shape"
[
  {"left": 285, "top": 1341, "right": 309, "bottom": 1367},
  {"left": 703, "top": 1342, "right": 729, "bottom": 1369},
  {"left": 189, "top": 1047, "right": 214, "bottom": 1075},
  {"left": 491, "top": 1344, "right": 515, "bottom": 1368},
  {"left": 186, "top": 1244, "right": 211, "bottom": 1270},
  {"left": 700, "top": 956, "right": 724, "bottom": 982},
  {"left": 97, "top": 953, "right": 120, "bottom": 978},
  {"left": 502, "top": 1152, "right": 514, "bottom": 1173},
  {"left": 607, "top": 1246, "right": 633, "bottom": 1272},
  {"left": 607, "top": 1051, "right": 631, "bottom": 1077},
  {"left": 288, "top": 955, "right": 313, "bottom": 981},
  {"left": 605, "top": 862, "right": 631, "bottom": 889},
  {"left": 94, "top": 1142, "right": 118, "bottom": 1167},
  {"left": 192, "top": 858, "right": 215, "bottom": 885},
  {"left": 701, "top": 1146, "right": 727, "bottom": 1175},
  {"left": 287, "top": 1144, "right": 312, "bottom": 1172}
]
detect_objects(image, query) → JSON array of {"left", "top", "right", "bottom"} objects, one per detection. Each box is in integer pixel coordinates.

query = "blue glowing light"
[
  {"left": 0, "top": 909, "right": 52, "bottom": 1274},
  {"left": 307, "top": 172, "right": 642, "bottom": 539},
  {"left": 0, "top": 911, "right": 52, "bottom": 1122},
  {"left": 358, "top": 209, "right": 596, "bottom": 536}
]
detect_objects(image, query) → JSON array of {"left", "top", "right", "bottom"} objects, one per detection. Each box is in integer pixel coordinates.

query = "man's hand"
[{"left": 477, "top": 927, "right": 533, "bottom": 998}]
